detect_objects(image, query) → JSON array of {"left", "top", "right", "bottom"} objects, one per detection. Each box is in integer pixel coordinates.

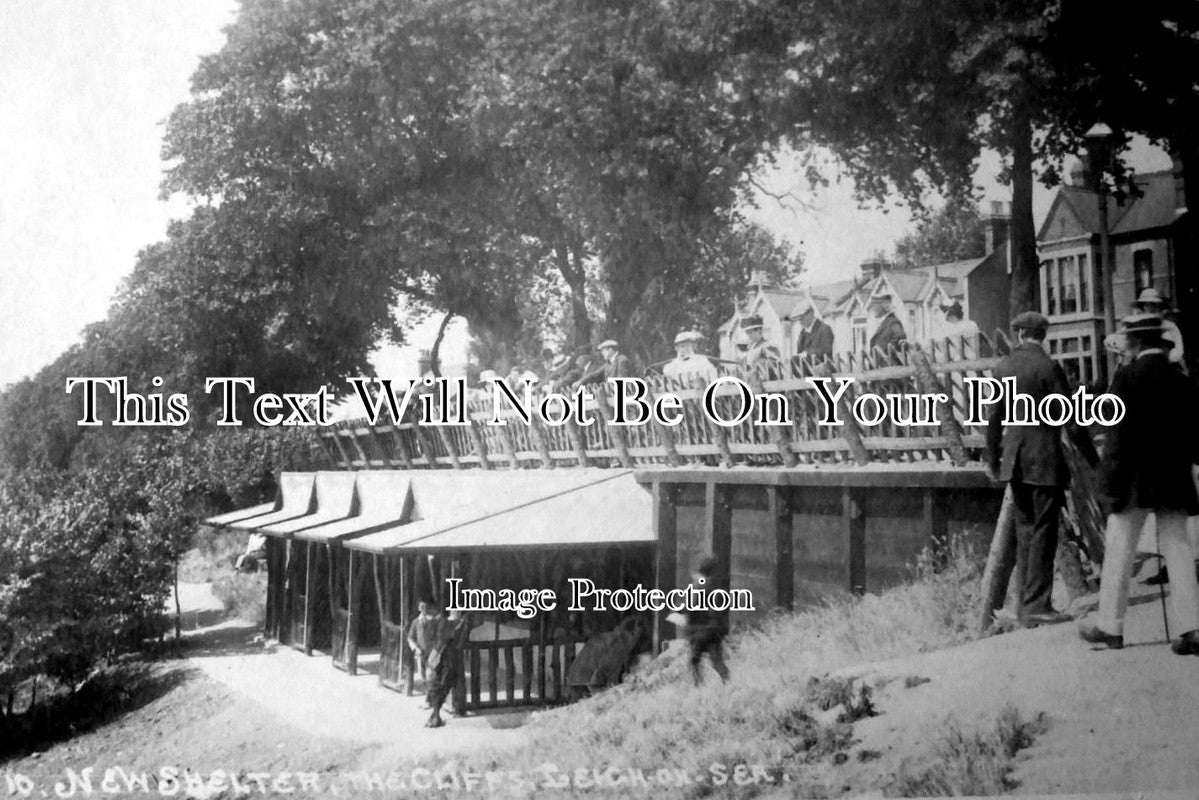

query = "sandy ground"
[
  {"left": 190, "top": 621, "right": 530, "bottom": 758},
  {"left": 819, "top": 587, "right": 1199, "bottom": 796}
]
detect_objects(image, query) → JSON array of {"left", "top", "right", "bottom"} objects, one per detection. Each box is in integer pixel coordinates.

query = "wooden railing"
[
  {"left": 460, "top": 636, "right": 587, "bottom": 710},
  {"left": 319, "top": 333, "right": 1012, "bottom": 470}
]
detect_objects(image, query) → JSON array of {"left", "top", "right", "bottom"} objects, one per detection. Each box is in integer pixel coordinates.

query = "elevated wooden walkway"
[{"left": 318, "top": 335, "right": 1008, "bottom": 471}]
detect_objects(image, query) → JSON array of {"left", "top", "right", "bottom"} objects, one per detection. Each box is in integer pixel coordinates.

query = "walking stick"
[{"left": 1155, "top": 555, "right": 1171, "bottom": 642}]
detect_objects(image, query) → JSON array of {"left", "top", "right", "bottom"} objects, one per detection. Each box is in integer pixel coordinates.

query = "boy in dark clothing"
[
  {"left": 688, "top": 556, "right": 730, "bottom": 686},
  {"left": 426, "top": 610, "right": 470, "bottom": 728}
]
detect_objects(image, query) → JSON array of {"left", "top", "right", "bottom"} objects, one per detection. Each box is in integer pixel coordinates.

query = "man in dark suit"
[
  {"left": 985, "top": 311, "right": 1098, "bottom": 626},
  {"left": 793, "top": 301, "right": 834, "bottom": 363},
  {"left": 868, "top": 294, "right": 907, "bottom": 356},
  {"left": 575, "top": 339, "right": 636, "bottom": 387},
  {"left": 1080, "top": 314, "right": 1199, "bottom": 653}
]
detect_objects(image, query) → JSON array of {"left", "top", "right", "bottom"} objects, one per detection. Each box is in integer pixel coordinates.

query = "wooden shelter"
[{"left": 343, "top": 469, "right": 655, "bottom": 711}]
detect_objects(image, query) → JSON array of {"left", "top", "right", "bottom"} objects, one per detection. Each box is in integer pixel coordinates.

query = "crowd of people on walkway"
[{"left": 982, "top": 295, "right": 1199, "bottom": 658}]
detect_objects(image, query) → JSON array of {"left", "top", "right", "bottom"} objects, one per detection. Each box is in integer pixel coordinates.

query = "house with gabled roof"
[
  {"left": 1036, "top": 161, "right": 1188, "bottom": 384},
  {"left": 717, "top": 204, "right": 1011, "bottom": 361}
]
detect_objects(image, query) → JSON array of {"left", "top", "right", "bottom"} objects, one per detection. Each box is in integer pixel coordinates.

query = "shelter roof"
[{"left": 346, "top": 469, "right": 646, "bottom": 554}]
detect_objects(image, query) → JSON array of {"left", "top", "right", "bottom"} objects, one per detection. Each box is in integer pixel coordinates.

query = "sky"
[{"left": 0, "top": 2, "right": 1172, "bottom": 387}]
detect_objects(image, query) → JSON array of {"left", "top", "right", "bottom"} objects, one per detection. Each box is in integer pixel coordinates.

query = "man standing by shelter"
[
  {"left": 663, "top": 330, "right": 719, "bottom": 386},
  {"left": 1080, "top": 314, "right": 1199, "bottom": 654},
  {"left": 407, "top": 601, "right": 443, "bottom": 686},
  {"left": 426, "top": 609, "right": 471, "bottom": 728},
  {"left": 985, "top": 311, "right": 1098, "bottom": 626}
]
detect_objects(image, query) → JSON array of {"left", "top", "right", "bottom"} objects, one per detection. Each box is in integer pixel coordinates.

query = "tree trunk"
[
  {"left": 430, "top": 311, "right": 454, "bottom": 378},
  {"left": 1008, "top": 106, "right": 1040, "bottom": 320},
  {"left": 173, "top": 557, "right": 182, "bottom": 642},
  {"left": 1173, "top": 137, "right": 1199, "bottom": 377},
  {"left": 555, "top": 244, "right": 592, "bottom": 348}
]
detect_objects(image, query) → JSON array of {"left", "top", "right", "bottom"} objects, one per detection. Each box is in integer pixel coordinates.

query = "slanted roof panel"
[
  {"left": 219, "top": 472, "right": 316, "bottom": 531},
  {"left": 293, "top": 472, "right": 413, "bottom": 542},
  {"left": 346, "top": 469, "right": 636, "bottom": 554},
  {"left": 390, "top": 474, "right": 653, "bottom": 551},
  {"left": 260, "top": 472, "right": 358, "bottom": 536},
  {"left": 205, "top": 501, "right": 276, "bottom": 528}
]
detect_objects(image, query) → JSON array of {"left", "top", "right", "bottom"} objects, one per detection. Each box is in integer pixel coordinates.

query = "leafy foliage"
[
  {"left": 0, "top": 428, "right": 323, "bottom": 696},
  {"left": 893, "top": 202, "right": 987, "bottom": 270}
]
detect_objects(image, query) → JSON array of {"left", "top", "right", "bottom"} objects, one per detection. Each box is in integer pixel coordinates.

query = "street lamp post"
[{"left": 1085, "top": 122, "right": 1117, "bottom": 381}]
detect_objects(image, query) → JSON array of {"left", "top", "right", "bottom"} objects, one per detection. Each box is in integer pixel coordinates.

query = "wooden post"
[
  {"left": 400, "top": 555, "right": 414, "bottom": 695},
  {"left": 596, "top": 391, "right": 635, "bottom": 468},
  {"left": 347, "top": 552, "right": 367, "bottom": 675},
  {"left": 451, "top": 555, "right": 466, "bottom": 713},
  {"left": 303, "top": 542, "right": 316, "bottom": 655},
  {"left": 705, "top": 483, "right": 733, "bottom": 601},
  {"left": 529, "top": 416, "right": 556, "bottom": 469},
  {"left": 435, "top": 423, "right": 462, "bottom": 470},
  {"left": 768, "top": 486, "right": 794, "bottom": 611},
  {"left": 652, "top": 482, "right": 679, "bottom": 654},
  {"left": 390, "top": 427, "right": 416, "bottom": 469},
  {"left": 843, "top": 488, "right": 866, "bottom": 595},
  {"left": 977, "top": 485, "right": 1017, "bottom": 635},
  {"left": 496, "top": 420, "right": 522, "bottom": 469},
  {"left": 329, "top": 431, "right": 354, "bottom": 470},
  {"left": 564, "top": 418, "right": 592, "bottom": 468},
  {"left": 812, "top": 362, "right": 871, "bottom": 465},
  {"left": 748, "top": 372, "right": 799, "bottom": 467},
  {"left": 466, "top": 417, "right": 493, "bottom": 470},
  {"left": 910, "top": 348, "right": 968, "bottom": 466},
  {"left": 644, "top": 384, "right": 682, "bottom": 467}
]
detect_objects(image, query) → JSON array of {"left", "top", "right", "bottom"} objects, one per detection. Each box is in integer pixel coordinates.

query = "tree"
[
  {"left": 893, "top": 202, "right": 987, "bottom": 269},
  {"left": 158, "top": 0, "right": 806, "bottom": 361},
  {"left": 782, "top": 0, "right": 1169, "bottom": 319}
]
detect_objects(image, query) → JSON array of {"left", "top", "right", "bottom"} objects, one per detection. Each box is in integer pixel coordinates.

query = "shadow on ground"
[
  {"left": 178, "top": 621, "right": 277, "bottom": 659},
  {"left": 0, "top": 663, "right": 195, "bottom": 760}
]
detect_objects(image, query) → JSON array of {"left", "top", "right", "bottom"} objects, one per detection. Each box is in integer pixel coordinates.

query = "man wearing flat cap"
[
  {"left": 1080, "top": 314, "right": 1199, "bottom": 653},
  {"left": 985, "top": 311, "right": 1098, "bottom": 627},
  {"left": 868, "top": 293, "right": 907, "bottom": 357},
  {"left": 576, "top": 339, "right": 635, "bottom": 387},
  {"left": 736, "top": 314, "right": 781, "bottom": 374},
  {"left": 792, "top": 301, "right": 834, "bottom": 364},
  {"left": 663, "top": 330, "right": 719, "bottom": 386}
]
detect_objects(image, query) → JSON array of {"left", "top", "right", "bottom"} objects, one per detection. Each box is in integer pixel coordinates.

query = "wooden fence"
[{"left": 318, "top": 333, "right": 1012, "bottom": 470}]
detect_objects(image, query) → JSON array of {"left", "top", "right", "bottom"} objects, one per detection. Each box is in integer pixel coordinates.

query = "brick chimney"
[
  {"left": 859, "top": 257, "right": 885, "bottom": 279},
  {"left": 984, "top": 200, "right": 1010, "bottom": 254}
]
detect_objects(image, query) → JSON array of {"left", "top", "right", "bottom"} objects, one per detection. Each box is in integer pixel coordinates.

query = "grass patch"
[{"left": 886, "top": 705, "right": 1048, "bottom": 797}]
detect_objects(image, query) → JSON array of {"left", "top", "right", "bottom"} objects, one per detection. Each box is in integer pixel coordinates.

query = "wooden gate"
[{"left": 460, "top": 637, "right": 586, "bottom": 711}]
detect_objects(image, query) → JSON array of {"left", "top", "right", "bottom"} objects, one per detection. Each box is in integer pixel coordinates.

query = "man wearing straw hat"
[
  {"left": 663, "top": 330, "right": 718, "bottom": 385},
  {"left": 1080, "top": 314, "right": 1199, "bottom": 654}
]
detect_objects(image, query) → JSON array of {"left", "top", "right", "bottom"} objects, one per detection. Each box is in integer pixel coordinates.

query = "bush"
[
  {"left": 886, "top": 704, "right": 1048, "bottom": 796},
  {"left": 0, "top": 427, "right": 323, "bottom": 700},
  {"left": 212, "top": 572, "right": 267, "bottom": 625}
]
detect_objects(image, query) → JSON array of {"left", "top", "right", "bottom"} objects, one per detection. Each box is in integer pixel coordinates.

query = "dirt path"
[
  {"left": 188, "top": 621, "right": 530, "bottom": 757},
  {"left": 824, "top": 590, "right": 1199, "bottom": 795}
]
